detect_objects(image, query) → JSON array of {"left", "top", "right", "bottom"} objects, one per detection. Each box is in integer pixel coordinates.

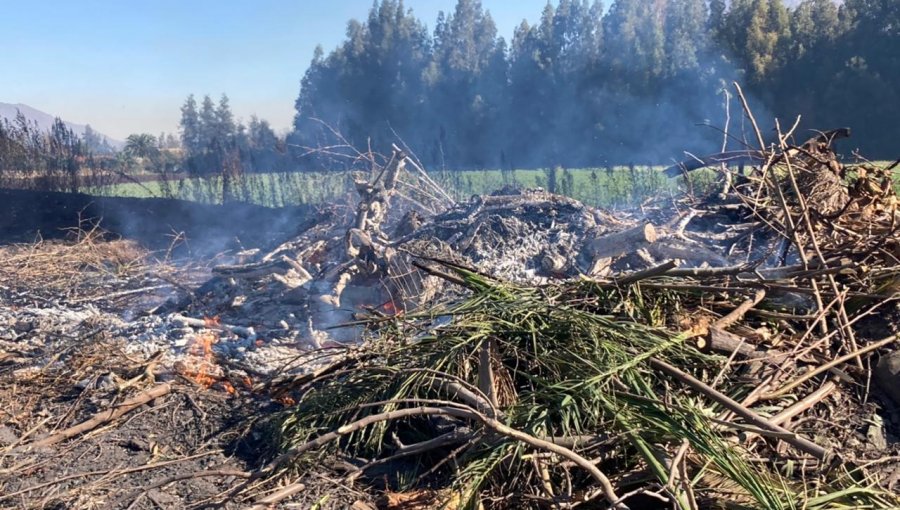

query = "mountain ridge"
[{"left": 0, "top": 102, "right": 123, "bottom": 148}]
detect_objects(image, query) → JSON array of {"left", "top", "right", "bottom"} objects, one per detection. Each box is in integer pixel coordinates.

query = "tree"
[
  {"left": 708, "top": 0, "right": 727, "bottom": 35},
  {"left": 124, "top": 133, "right": 159, "bottom": 160},
  {"left": 790, "top": 0, "right": 841, "bottom": 58},
  {"left": 248, "top": 115, "right": 282, "bottom": 172},
  {"left": 181, "top": 94, "right": 201, "bottom": 158},
  {"left": 199, "top": 95, "right": 218, "bottom": 155},
  {"left": 291, "top": 1, "right": 431, "bottom": 166},
  {"left": 49, "top": 117, "right": 84, "bottom": 193},
  {"left": 722, "top": 0, "right": 791, "bottom": 83},
  {"left": 426, "top": 0, "right": 506, "bottom": 167},
  {"left": 664, "top": 0, "right": 709, "bottom": 76},
  {"left": 215, "top": 95, "right": 235, "bottom": 146},
  {"left": 603, "top": 0, "right": 666, "bottom": 85},
  {"left": 82, "top": 125, "right": 104, "bottom": 153},
  {"left": 283, "top": 0, "right": 900, "bottom": 168}
]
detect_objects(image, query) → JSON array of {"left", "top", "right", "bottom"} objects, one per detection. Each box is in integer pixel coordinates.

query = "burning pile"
[
  {"left": 3, "top": 92, "right": 900, "bottom": 509},
  {"left": 185, "top": 113, "right": 900, "bottom": 506}
]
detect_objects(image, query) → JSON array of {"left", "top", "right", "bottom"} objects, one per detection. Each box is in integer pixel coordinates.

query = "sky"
[{"left": 2, "top": 0, "right": 549, "bottom": 140}]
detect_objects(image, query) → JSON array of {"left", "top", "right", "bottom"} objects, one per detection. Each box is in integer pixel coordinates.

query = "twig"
[
  {"left": 741, "top": 381, "right": 837, "bottom": 445},
  {"left": 764, "top": 334, "right": 898, "bottom": 399},
  {"left": 713, "top": 289, "right": 765, "bottom": 330},
  {"left": 67, "top": 284, "right": 171, "bottom": 304},
  {"left": 391, "top": 143, "right": 455, "bottom": 206},
  {"left": 248, "top": 481, "right": 307, "bottom": 510},
  {"left": 478, "top": 339, "right": 499, "bottom": 408},
  {"left": 614, "top": 260, "right": 678, "bottom": 286},
  {"left": 778, "top": 121, "right": 863, "bottom": 366},
  {"left": 21, "top": 383, "right": 173, "bottom": 449},
  {"left": 732, "top": 82, "right": 766, "bottom": 153},
  {"left": 119, "top": 468, "right": 251, "bottom": 507},
  {"left": 224, "top": 405, "right": 626, "bottom": 509},
  {"left": 649, "top": 358, "right": 829, "bottom": 460}
]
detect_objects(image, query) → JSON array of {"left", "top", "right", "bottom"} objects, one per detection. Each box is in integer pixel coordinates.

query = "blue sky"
[{"left": 2, "top": 0, "right": 549, "bottom": 139}]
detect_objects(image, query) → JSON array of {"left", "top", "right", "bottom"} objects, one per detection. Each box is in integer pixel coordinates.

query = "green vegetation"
[
  {"left": 88, "top": 166, "right": 721, "bottom": 208},
  {"left": 292, "top": 0, "right": 900, "bottom": 169},
  {"left": 89, "top": 161, "right": 899, "bottom": 209},
  {"left": 272, "top": 264, "right": 898, "bottom": 509},
  {"left": 87, "top": 171, "right": 352, "bottom": 207}
]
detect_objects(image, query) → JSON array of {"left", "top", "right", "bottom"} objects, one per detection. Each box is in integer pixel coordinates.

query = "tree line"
[
  {"left": 0, "top": 94, "right": 293, "bottom": 202},
  {"left": 0, "top": 112, "right": 91, "bottom": 192},
  {"left": 177, "top": 93, "right": 292, "bottom": 201},
  {"left": 4, "top": 0, "right": 897, "bottom": 199},
  {"left": 289, "top": 0, "right": 900, "bottom": 169},
  {"left": 0, "top": 111, "right": 186, "bottom": 194}
]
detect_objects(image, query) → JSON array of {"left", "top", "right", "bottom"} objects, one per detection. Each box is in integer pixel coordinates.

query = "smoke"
[
  {"left": 290, "top": 0, "right": 786, "bottom": 172},
  {"left": 0, "top": 188, "right": 311, "bottom": 259}
]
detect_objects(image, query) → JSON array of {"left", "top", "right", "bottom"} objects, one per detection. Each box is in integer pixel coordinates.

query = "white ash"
[{"left": 0, "top": 294, "right": 319, "bottom": 379}]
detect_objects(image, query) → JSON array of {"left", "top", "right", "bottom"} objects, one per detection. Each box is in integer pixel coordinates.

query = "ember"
[{"left": 203, "top": 315, "right": 221, "bottom": 328}]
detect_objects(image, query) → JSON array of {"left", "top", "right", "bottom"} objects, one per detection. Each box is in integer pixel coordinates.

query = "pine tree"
[
  {"left": 427, "top": 0, "right": 506, "bottom": 167},
  {"left": 664, "top": 0, "right": 709, "bottom": 76},
  {"left": 723, "top": 0, "right": 791, "bottom": 83},
  {"left": 199, "top": 95, "right": 217, "bottom": 156},
  {"left": 790, "top": 0, "right": 841, "bottom": 58},
  {"left": 179, "top": 94, "right": 201, "bottom": 169}
]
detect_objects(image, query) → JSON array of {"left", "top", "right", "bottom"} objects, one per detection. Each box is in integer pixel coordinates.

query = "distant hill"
[{"left": 0, "top": 102, "right": 123, "bottom": 149}]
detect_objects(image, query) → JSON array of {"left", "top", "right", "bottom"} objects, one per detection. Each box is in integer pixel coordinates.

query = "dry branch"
[
  {"left": 23, "top": 382, "right": 172, "bottom": 449},
  {"left": 764, "top": 334, "right": 899, "bottom": 399},
  {"left": 649, "top": 358, "right": 829, "bottom": 460},
  {"left": 230, "top": 405, "right": 625, "bottom": 509},
  {"left": 586, "top": 223, "right": 658, "bottom": 260}
]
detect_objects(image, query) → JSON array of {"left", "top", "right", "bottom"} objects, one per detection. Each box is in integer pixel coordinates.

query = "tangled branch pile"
[
  {"left": 241, "top": 111, "right": 900, "bottom": 507},
  {"left": 5, "top": 87, "right": 899, "bottom": 509}
]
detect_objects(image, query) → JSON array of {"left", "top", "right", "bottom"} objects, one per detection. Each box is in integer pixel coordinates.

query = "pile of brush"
[{"left": 226, "top": 98, "right": 900, "bottom": 510}]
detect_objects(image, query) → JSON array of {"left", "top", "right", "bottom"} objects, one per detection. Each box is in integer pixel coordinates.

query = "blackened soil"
[{"left": 0, "top": 188, "right": 319, "bottom": 256}]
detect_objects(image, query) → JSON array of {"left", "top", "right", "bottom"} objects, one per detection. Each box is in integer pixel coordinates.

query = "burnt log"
[{"left": 585, "top": 224, "right": 658, "bottom": 260}]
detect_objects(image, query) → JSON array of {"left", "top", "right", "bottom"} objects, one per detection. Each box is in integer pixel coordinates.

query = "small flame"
[
  {"left": 182, "top": 331, "right": 219, "bottom": 388},
  {"left": 276, "top": 395, "right": 296, "bottom": 406},
  {"left": 382, "top": 300, "right": 404, "bottom": 316},
  {"left": 203, "top": 315, "right": 221, "bottom": 328}
]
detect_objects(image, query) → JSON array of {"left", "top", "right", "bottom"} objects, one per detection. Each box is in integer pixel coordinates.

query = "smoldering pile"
[
  {"left": 162, "top": 152, "right": 750, "bottom": 358},
  {"left": 187, "top": 131, "right": 900, "bottom": 508},
  {"left": 3, "top": 110, "right": 900, "bottom": 509}
]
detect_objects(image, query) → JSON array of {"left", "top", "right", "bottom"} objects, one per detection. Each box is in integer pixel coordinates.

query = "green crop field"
[
  {"left": 86, "top": 161, "right": 896, "bottom": 209},
  {"left": 87, "top": 166, "right": 721, "bottom": 209},
  {"left": 87, "top": 171, "right": 351, "bottom": 208}
]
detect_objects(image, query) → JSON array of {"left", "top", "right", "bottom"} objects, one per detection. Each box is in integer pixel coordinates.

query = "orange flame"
[
  {"left": 182, "top": 331, "right": 219, "bottom": 388},
  {"left": 276, "top": 395, "right": 296, "bottom": 406}
]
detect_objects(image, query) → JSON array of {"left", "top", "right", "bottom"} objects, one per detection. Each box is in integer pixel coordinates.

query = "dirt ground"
[{"left": 0, "top": 197, "right": 373, "bottom": 510}]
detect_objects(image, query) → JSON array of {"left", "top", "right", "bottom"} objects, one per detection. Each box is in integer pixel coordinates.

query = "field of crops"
[
  {"left": 86, "top": 160, "right": 897, "bottom": 209},
  {"left": 88, "top": 166, "right": 726, "bottom": 208}
]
